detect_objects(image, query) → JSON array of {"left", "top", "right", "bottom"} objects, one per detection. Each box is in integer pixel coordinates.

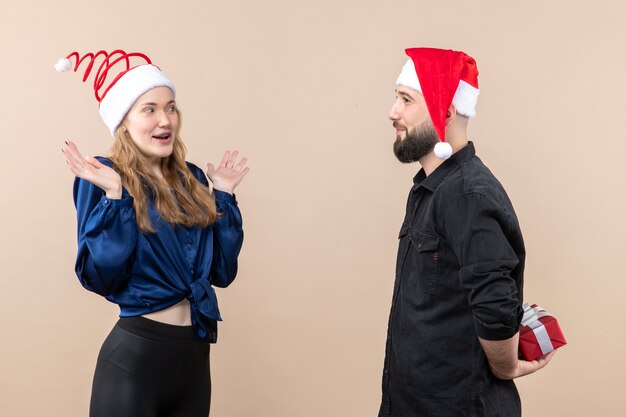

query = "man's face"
[{"left": 388, "top": 85, "right": 438, "bottom": 163}]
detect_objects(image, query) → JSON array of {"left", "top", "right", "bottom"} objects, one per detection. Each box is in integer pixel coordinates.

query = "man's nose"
[{"left": 388, "top": 101, "right": 401, "bottom": 121}]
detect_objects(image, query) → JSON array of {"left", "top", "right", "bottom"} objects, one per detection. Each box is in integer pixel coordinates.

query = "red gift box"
[{"left": 519, "top": 303, "right": 567, "bottom": 361}]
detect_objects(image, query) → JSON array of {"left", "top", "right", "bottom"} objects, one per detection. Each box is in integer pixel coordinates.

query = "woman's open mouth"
[{"left": 152, "top": 133, "right": 172, "bottom": 144}]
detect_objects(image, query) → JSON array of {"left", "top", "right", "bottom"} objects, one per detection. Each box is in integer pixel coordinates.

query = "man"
[{"left": 379, "top": 48, "right": 554, "bottom": 417}]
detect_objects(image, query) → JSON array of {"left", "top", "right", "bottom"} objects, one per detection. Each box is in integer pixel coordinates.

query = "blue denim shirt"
[
  {"left": 73, "top": 157, "right": 243, "bottom": 342},
  {"left": 379, "top": 143, "right": 524, "bottom": 417}
]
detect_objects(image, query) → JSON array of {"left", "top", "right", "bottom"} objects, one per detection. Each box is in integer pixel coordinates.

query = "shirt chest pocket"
[{"left": 415, "top": 231, "right": 439, "bottom": 294}]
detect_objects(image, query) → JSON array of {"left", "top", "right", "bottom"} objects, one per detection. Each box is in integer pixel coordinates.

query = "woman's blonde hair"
[{"left": 109, "top": 109, "right": 218, "bottom": 233}]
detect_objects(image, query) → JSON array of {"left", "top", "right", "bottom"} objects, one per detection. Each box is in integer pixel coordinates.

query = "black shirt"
[{"left": 379, "top": 143, "right": 525, "bottom": 417}]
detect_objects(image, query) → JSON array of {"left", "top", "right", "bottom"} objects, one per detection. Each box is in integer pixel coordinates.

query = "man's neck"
[{"left": 420, "top": 136, "right": 468, "bottom": 176}]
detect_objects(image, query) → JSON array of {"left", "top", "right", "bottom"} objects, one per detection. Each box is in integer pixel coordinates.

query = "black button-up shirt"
[{"left": 379, "top": 143, "right": 525, "bottom": 417}]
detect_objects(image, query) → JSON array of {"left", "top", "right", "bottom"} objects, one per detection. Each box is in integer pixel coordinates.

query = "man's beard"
[{"left": 393, "top": 122, "right": 439, "bottom": 163}]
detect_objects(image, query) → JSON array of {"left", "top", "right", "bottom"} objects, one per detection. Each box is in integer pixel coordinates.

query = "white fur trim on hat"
[
  {"left": 396, "top": 59, "right": 421, "bottom": 92},
  {"left": 99, "top": 64, "right": 176, "bottom": 136},
  {"left": 452, "top": 80, "right": 479, "bottom": 118},
  {"left": 395, "top": 59, "right": 479, "bottom": 118}
]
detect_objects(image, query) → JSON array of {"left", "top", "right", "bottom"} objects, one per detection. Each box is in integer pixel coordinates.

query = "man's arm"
[
  {"left": 479, "top": 333, "right": 555, "bottom": 380},
  {"left": 442, "top": 192, "right": 555, "bottom": 379}
]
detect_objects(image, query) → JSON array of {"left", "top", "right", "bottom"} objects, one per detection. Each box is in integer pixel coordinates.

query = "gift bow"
[{"left": 521, "top": 303, "right": 554, "bottom": 356}]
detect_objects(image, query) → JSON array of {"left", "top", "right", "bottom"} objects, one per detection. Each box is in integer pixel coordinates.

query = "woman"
[{"left": 58, "top": 50, "right": 248, "bottom": 417}]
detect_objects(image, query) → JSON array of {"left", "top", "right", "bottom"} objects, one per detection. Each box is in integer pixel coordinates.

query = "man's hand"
[
  {"left": 479, "top": 333, "right": 556, "bottom": 380},
  {"left": 513, "top": 351, "right": 556, "bottom": 378}
]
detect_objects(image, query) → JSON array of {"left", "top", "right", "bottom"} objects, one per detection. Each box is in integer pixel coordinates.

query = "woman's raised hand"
[
  {"left": 62, "top": 140, "right": 123, "bottom": 199},
  {"left": 206, "top": 151, "right": 249, "bottom": 195}
]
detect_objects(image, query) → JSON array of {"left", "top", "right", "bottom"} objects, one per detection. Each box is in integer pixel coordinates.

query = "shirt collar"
[{"left": 413, "top": 142, "right": 476, "bottom": 191}]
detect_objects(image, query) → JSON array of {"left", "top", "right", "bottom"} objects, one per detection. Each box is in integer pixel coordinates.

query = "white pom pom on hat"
[
  {"left": 434, "top": 142, "right": 453, "bottom": 159},
  {"left": 395, "top": 47, "right": 480, "bottom": 160},
  {"left": 54, "top": 58, "right": 72, "bottom": 72},
  {"left": 54, "top": 50, "right": 175, "bottom": 136}
]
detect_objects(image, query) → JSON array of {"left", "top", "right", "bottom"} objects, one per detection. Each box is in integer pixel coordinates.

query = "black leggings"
[{"left": 90, "top": 316, "right": 211, "bottom": 417}]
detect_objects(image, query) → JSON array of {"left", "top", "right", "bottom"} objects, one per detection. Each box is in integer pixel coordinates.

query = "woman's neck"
[{"left": 144, "top": 157, "right": 165, "bottom": 180}]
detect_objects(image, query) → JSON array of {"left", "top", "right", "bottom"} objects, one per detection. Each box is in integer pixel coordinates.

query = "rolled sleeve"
[{"left": 444, "top": 193, "right": 523, "bottom": 341}]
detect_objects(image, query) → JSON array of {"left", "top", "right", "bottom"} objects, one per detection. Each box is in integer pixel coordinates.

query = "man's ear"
[{"left": 445, "top": 103, "right": 457, "bottom": 126}]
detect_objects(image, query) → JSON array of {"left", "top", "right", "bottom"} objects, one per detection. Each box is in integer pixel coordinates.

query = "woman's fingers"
[
  {"left": 85, "top": 156, "right": 104, "bottom": 169},
  {"left": 66, "top": 140, "right": 84, "bottom": 160},
  {"left": 63, "top": 145, "right": 86, "bottom": 176},
  {"left": 214, "top": 151, "right": 247, "bottom": 170},
  {"left": 227, "top": 151, "right": 238, "bottom": 168},
  {"left": 63, "top": 141, "right": 102, "bottom": 180},
  {"left": 235, "top": 157, "right": 247, "bottom": 171},
  {"left": 219, "top": 151, "right": 230, "bottom": 168},
  {"left": 64, "top": 141, "right": 85, "bottom": 167},
  {"left": 206, "top": 162, "right": 216, "bottom": 178},
  {"left": 208, "top": 151, "right": 249, "bottom": 183}
]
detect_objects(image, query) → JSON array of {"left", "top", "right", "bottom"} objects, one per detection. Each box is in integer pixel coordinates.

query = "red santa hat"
[
  {"left": 55, "top": 49, "right": 176, "bottom": 136},
  {"left": 396, "top": 47, "right": 479, "bottom": 159}
]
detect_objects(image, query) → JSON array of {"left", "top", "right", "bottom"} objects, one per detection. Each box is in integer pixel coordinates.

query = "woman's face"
[{"left": 122, "top": 86, "right": 179, "bottom": 166}]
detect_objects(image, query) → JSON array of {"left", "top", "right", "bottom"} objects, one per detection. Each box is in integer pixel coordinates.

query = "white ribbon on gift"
[{"left": 521, "top": 303, "right": 554, "bottom": 356}]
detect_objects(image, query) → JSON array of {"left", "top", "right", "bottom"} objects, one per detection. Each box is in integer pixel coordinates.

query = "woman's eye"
[
  {"left": 167, "top": 106, "right": 176, "bottom": 112},
  {"left": 144, "top": 107, "right": 154, "bottom": 113}
]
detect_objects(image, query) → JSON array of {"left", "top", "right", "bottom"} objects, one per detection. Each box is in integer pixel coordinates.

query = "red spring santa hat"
[
  {"left": 396, "top": 47, "right": 479, "bottom": 160},
  {"left": 55, "top": 49, "right": 176, "bottom": 136}
]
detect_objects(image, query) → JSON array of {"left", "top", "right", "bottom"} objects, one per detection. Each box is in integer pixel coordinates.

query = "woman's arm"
[
  {"left": 198, "top": 151, "right": 249, "bottom": 287},
  {"left": 64, "top": 141, "right": 138, "bottom": 295}
]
